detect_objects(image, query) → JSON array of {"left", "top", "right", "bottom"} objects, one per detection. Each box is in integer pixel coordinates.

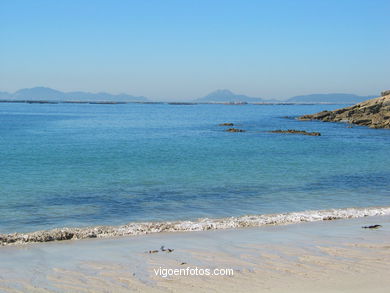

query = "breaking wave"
[{"left": 1, "top": 206, "right": 390, "bottom": 245}]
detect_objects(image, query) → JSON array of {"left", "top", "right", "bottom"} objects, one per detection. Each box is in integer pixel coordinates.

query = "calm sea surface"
[{"left": 1, "top": 103, "right": 389, "bottom": 233}]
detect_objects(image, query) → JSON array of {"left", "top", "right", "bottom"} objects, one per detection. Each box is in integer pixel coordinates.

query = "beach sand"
[{"left": 0, "top": 215, "right": 389, "bottom": 292}]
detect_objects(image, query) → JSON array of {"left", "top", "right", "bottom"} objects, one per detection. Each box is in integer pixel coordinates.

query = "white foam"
[{"left": 1, "top": 206, "right": 390, "bottom": 245}]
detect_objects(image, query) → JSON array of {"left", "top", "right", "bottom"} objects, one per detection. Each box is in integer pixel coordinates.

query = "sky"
[{"left": 0, "top": 0, "right": 389, "bottom": 101}]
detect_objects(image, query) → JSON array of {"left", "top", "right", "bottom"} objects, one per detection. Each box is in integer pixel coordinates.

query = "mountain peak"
[
  {"left": 13, "top": 87, "right": 64, "bottom": 99},
  {"left": 195, "top": 89, "right": 263, "bottom": 102},
  {"left": 210, "top": 89, "right": 234, "bottom": 95}
]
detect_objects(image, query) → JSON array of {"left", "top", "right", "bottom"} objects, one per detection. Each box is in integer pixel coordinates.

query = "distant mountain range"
[
  {"left": 194, "top": 89, "right": 264, "bottom": 103},
  {"left": 0, "top": 87, "right": 148, "bottom": 102},
  {"left": 194, "top": 90, "right": 375, "bottom": 104},
  {"left": 0, "top": 87, "right": 377, "bottom": 104},
  {"left": 286, "top": 93, "right": 375, "bottom": 104}
]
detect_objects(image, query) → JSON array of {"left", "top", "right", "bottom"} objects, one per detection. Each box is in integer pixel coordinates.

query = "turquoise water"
[{"left": 1, "top": 103, "right": 389, "bottom": 233}]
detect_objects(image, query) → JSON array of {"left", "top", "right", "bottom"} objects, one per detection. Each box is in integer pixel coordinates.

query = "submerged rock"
[
  {"left": 299, "top": 93, "right": 390, "bottom": 128},
  {"left": 225, "top": 128, "right": 246, "bottom": 132},
  {"left": 270, "top": 129, "right": 321, "bottom": 136},
  {"left": 219, "top": 123, "right": 234, "bottom": 126}
]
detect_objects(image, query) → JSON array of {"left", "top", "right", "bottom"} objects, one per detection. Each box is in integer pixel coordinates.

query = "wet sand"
[{"left": 0, "top": 215, "right": 389, "bottom": 292}]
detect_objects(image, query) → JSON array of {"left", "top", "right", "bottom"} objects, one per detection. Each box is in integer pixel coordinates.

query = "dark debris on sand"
[{"left": 362, "top": 225, "right": 382, "bottom": 229}]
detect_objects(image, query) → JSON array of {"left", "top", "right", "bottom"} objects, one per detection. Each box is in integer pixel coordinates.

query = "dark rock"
[
  {"left": 219, "top": 123, "right": 234, "bottom": 126},
  {"left": 225, "top": 128, "right": 246, "bottom": 132},
  {"left": 269, "top": 129, "right": 321, "bottom": 136},
  {"left": 381, "top": 90, "right": 390, "bottom": 97},
  {"left": 300, "top": 110, "right": 333, "bottom": 121}
]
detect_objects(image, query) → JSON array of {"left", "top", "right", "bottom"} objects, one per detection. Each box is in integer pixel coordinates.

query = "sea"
[{"left": 1, "top": 102, "right": 390, "bottom": 234}]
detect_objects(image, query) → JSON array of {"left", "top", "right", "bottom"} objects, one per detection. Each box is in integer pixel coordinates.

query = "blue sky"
[{"left": 0, "top": 0, "right": 389, "bottom": 100}]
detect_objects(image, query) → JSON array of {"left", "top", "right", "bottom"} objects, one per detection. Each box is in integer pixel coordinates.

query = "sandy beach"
[{"left": 0, "top": 215, "right": 389, "bottom": 292}]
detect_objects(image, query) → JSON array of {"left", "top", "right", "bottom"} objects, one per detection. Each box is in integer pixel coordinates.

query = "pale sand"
[{"left": 0, "top": 215, "right": 389, "bottom": 292}]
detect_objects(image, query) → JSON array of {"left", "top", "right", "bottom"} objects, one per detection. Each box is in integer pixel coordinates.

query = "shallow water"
[{"left": 1, "top": 103, "right": 390, "bottom": 233}]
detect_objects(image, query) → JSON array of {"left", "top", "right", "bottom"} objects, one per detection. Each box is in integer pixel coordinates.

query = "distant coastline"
[
  {"left": 0, "top": 99, "right": 355, "bottom": 105},
  {"left": 0, "top": 99, "right": 163, "bottom": 105}
]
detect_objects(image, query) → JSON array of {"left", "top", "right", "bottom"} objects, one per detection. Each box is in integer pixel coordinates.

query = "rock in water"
[
  {"left": 219, "top": 123, "right": 234, "bottom": 126},
  {"left": 225, "top": 128, "right": 246, "bottom": 132},
  {"left": 299, "top": 93, "right": 390, "bottom": 129},
  {"left": 270, "top": 129, "right": 321, "bottom": 136}
]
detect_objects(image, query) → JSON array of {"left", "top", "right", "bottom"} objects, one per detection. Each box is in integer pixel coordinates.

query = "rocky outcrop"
[
  {"left": 225, "top": 128, "right": 246, "bottom": 132},
  {"left": 299, "top": 94, "right": 390, "bottom": 128},
  {"left": 219, "top": 123, "right": 234, "bottom": 126},
  {"left": 381, "top": 90, "right": 390, "bottom": 97},
  {"left": 270, "top": 129, "right": 321, "bottom": 136}
]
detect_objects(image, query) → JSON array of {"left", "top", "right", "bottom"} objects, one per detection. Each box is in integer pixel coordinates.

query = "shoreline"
[
  {"left": 2, "top": 206, "right": 390, "bottom": 246},
  {"left": 1, "top": 215, "right": 389, "bottom": 292}
]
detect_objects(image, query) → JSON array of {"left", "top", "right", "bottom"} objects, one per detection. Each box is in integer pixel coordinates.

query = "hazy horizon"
[
  {"left": 1, "top": 0, "right": 389, "bottom": 100},
  {"left": 0, "top": 86, "right": 379, "bottom": 103}
]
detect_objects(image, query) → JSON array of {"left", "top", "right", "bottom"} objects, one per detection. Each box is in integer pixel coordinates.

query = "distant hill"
[
  {"left": 195, "top": 90, "right": 375, "bottom": 104},
  {"left": 0, "top": 91, "right": 12, "bottom": 99},
  {"left": 0, "top": 87, "right": 149, "bottom": 102},
  {"left": 12, "top": 87, "right": 65, "bottom": 100},
  {"left": 195, "top": 89, "right": 264, "bottom": 103},
  {"left": 286, "top": 93, "right": 375, "bottom": 104}
]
